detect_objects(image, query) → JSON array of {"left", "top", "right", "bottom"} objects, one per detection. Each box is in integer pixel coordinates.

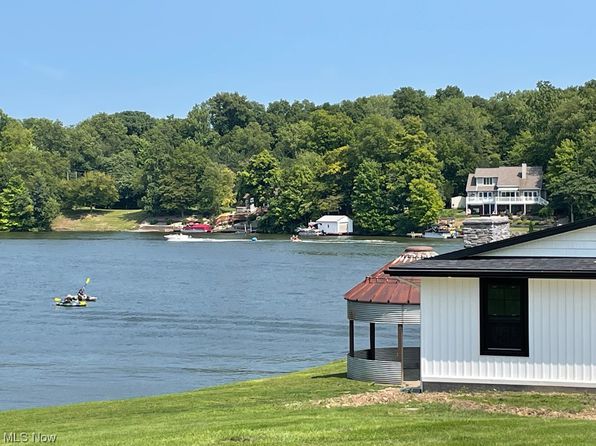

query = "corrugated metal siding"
[
  {"left": 347, "top": 301, "right": 420, "bottom": 324},
  {"left": 347, "top": 348, "right": 420, "bottom": 384},
  {"left": 478, "top": 225, "right": 596, "bottom": 257},
  {"left": 421, "top": 277, "right": 596, "bottom": 387}
]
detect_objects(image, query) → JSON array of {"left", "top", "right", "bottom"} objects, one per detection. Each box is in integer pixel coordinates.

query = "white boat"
[
  {"left": 164, "top": 233, "right": 192, "bottom": 241},
  {"left": 296, "top": 224, "right": 324, "bottom": 236}
]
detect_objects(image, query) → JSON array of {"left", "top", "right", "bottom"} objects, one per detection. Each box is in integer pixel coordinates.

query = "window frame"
[{"left": 479, "top": 278, "right": 529, "bottom": 357}]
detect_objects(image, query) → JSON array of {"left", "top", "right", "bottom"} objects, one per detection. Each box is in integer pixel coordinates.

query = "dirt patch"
[{"left": 312, "top": 388, "right": 596, "bottom": 420}]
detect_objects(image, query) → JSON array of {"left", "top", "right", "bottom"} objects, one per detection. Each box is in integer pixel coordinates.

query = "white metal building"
[
  {"left": 387, "top": 217, "right": 596, "bottom": 391},
  {"left": 316, "top": 215, "right": 353, "bottom": 235}
]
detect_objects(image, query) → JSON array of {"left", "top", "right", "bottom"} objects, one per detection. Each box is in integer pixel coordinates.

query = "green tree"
[
  {"left": 0, "top": 176, "right": 34, "bottom": 231},
  {"left": 268, "top": 152, "right": 325, "bottom": 232},
  {"left": 351, "top": 160, "right": 395, "bottom": 234},
  {"left": 238, "top": 150, "right": 280, "bottom": 207},
  {"left": 207, "top": 92, "right": 265, "bottom": 135},
  {"left": 30, "top": 173, "right": 60, "bottom": 230},
  {"left": 545, "top": 139, "right": 596, "bottom": 221},
  {"left": 309, "top": 110, "right": 354, "bottom": 153},
  {"left": 0, "top": 121, "right": 33, "bottom": 152},
  {"left": 406, "top": 178, "right": 444, "bottom": 229},
  {"left": 198, "top": 162, "right": 236, "bottom": 214},
  {"left": 67, "top": 171, "right": 119, "bottom": 210},
  {"left": 392, "top": 87, "right": 429, "bottom": 119}
]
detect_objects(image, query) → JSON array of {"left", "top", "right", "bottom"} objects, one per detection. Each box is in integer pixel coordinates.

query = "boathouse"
[
  {"left": 387, "top": 216, "right": 596, "bottom": 391},
  {"left": 344, "top": 246, "right": 437, "bottom": 385},
  {"left": 316, "top": 215, "right": 353, "bottom": 235}
]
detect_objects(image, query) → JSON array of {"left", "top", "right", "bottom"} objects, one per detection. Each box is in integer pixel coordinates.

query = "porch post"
[
  {"left": 369, "top": 323, "right": 376, "bottom": 360},
  {"left": 397, "top": 323, "right": 404, "bottom": 383},
  {"left": 349, "top": 320, "right": 354, "bottom": 357}
]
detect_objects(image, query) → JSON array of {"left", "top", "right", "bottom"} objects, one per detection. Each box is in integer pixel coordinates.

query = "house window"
[
  {"left": 482, "top": 177, "right": 493, "bottom": 185},
  {"left": 480, "top": 278, "right": 528, "bottom": 357}
]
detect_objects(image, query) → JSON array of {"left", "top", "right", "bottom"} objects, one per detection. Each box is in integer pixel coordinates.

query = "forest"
[{"left": 0, "top": 80, "right": 595, "bottom": 233}]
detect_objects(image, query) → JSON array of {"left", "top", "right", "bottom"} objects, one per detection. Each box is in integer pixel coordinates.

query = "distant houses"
[{"left": 465, "top": 163, "right": 548, "bottom": 215}]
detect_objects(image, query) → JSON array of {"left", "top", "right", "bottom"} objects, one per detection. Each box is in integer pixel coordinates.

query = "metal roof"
[
  {"left": 436, "top": 215, "right": 596, "bottom": 260},
  {"left": 386, "top": 257, "right": 596, "bottom": 279},
  {"left": 344, "top": 246, "right": 437, "bottom": 304}
]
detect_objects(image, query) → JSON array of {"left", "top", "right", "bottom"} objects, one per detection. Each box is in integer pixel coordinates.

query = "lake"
[{"left": 0, "top": 232, "right": 460, "bottom": 410}]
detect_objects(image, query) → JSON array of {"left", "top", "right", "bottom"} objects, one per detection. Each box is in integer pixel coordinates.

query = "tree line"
[{"left": 0, "top": 80, "right": 595, "bottom": 232}]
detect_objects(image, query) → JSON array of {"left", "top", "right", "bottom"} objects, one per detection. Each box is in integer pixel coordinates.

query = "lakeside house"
[
  {"left": 387, "top": 216, "right": 596, "bottom": 392},
  {"left": 465, "top": 163, "right": 548, "bottom": 215},
  {"left": 315, "top": 215, "right": 353, "bottom": 235}
]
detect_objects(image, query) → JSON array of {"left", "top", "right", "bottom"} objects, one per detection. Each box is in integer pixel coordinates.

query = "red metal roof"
[{"left": 344, "top": 246, "right": 437, "bottom": 305}]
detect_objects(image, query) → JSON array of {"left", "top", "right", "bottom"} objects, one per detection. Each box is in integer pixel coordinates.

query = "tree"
[
  {"left": 274, "top": 120, "right": 316, "bottom": 158},
  {"left": 392, "top": 87, "right": 429, "bottom": 119},
  {"left": 67, "top": 172, "right": 119, "bottom": 210},
  {"left": 308, "top": 110, "right": 354, "bottom": 153},
  {"left": 238, "top": 150, "right": 280, "bottom": 207},
  {"left": 351, "top": 160, "right": 395, "bottom": 234},
  {"left": 215, "top": 122, "right": 273, "bottom": 168},
  {"left": 30, "top": 174, "right": 60, "bottom": 230},
  {"left": 207, "top": 92, "right": 265, "bottom": 135},
  {"left": 0, "top": 176, "right": 34, "bottom": 231},
  {"left": 268, "top": 152, "right": 325, "bottom": 232},
  {"left": 198, "top": 162, "right": 236, "bottom": 214},
  {"left": 545, "top": 139, "right": 596, "bottom": 221},
  {"left": 0, "top": 121, "right": 33, "bottom": 152},
  {"left": 406, "top": 179, "right": 444, "bottom": 229}
]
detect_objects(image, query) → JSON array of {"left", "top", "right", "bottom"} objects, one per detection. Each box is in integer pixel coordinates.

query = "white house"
[
  {"left": 387, "top": 216, "right": 596, "bottom": 391},
  {"left": 316, "top": 215, "right": 353, "bottom": 235},
  {"left": 466, "top": 163, "right": 548, "bottom": 215}
]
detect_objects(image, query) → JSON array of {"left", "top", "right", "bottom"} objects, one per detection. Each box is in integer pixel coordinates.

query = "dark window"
[{"left": 480, "top": 278, "right": 528, "bottom": 356}]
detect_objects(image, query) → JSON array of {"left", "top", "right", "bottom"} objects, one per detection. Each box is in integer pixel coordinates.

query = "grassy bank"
[
  {"left": 52, "top": 209, "right": 148, "bottom": 231},
  {"left": 1, "top": 361, "right": 594, "bottom": 445}
]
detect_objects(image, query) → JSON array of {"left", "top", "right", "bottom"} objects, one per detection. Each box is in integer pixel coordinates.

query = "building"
[
  {"left": 386, "top": 216, "right": 596, "bottom": 392},
  {"left": 315, "top": 215, "right": 353, "bottom": 235},
  {"left": 465, "top": 163, "right": 548, "bottom": 215},
  {"left": 344, "top": 246, "right": 437, "bottom": 385}
]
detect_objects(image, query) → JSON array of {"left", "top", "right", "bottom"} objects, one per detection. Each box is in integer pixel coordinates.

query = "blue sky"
[{"left": 1, "top": 0, "right": 595, "bottom": 124}]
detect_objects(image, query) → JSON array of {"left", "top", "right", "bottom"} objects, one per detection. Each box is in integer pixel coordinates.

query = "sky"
[{"left": 1, "top": 0, "right": 595, "bottom": 124}]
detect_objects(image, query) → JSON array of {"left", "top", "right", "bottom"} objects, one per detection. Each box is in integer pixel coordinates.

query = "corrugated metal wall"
[
  {"left": 478, "top": 225, "right": 596, "bottom": 257},
  {"left": 347, "top": 301, "right": 421, "bottom": 324},
  {"left": 421, "top": 277, "right": 596, "bottom": 387}
]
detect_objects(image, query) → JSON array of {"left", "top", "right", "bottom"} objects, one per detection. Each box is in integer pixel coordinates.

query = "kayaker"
[{"left": 77, "top": 288, "right": 86, "bottom": 301}]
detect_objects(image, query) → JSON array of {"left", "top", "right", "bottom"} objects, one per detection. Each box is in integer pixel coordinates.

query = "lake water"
[{"left": 0, "top": 232, "right": 460, "bottom": 410}]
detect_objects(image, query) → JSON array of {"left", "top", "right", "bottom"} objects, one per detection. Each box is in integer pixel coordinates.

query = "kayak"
[{"left": 56, "top": 301, "right": 87, "bottom": 308}]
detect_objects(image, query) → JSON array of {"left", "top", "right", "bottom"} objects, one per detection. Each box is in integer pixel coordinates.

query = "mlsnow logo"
[{"left": 3, "top": 432, "right": 57, "bottom": 443}]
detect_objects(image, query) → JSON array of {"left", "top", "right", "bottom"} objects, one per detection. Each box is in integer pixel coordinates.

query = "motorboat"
[
  {"left": 181, "top": 223, "right": 212, "bottom": 233},
  {"left": 296, "top": 223, "right": 323, "bottom": 236},
  {"left": 164, "top": 233, "right": 192, "bottom": 241}
]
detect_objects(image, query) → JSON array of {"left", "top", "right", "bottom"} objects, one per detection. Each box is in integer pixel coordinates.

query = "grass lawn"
[
  {"left": 52, "top": 209, "right": 148, "bottom": 231},
  {"left": 0, "top": 361, "right": 594, "bottom": 445}
]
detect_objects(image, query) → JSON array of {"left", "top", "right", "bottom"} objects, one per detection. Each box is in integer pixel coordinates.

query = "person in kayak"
[{"left": 77, "top": 288, "right": 86, "bottom": 301}]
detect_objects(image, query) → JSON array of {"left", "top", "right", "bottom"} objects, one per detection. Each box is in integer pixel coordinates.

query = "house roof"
[
  {"left": 385, "top": 216, "right": 596, "bottom": 279},
  {"left": 437, "top": 215, "right": 596, "bottom": 260},
  {"left": 466, "top": 166, "right": 543, "bottom": 192},
  {"left": 316, "top": 215, "right": 351, "bottom": 223},
  {"left": 386, "top": 257, "right": 596, "bottom": 279},
  {"left": 345, "top": 246, "right": 437, "bottom": 304}
]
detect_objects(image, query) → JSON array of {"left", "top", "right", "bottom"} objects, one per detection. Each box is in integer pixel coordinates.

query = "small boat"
[
  {"left": 164, "top": 233, "right": 192, "bottom": 241},
  {"left": 55, "top": 300, "right": 87, "bottom": 308},
  {"left": 296, "top": 223, "right": 323, "bottom": 236},
  {"left": 290, "top": 235, "right": 302, "bottom": 242},
  {"left": 181, "top": 223, "right": 212, "bottom": 233}
]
